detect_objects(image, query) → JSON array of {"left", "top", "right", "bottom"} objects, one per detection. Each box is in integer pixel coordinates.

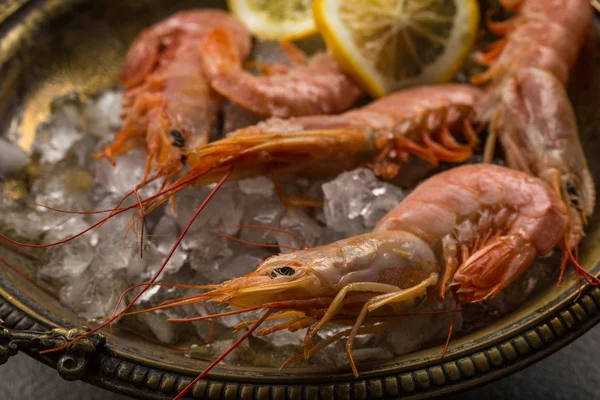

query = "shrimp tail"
[
  {"left": 119, "top": 32, "right": 160, "bottom": 88},
  {"left": 202, "top": 27, "right": 242, "bottom": 80},
  {"left": 201, "top": 28, "right": 275, "bottom": 117}
]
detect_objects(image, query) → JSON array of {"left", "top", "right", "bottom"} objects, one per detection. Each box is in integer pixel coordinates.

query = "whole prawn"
[
  {"left": 472, "top": 0, "right": 592, "bottom": 85},
  {"left": 474, "top": 0, "right": 595, "bottom": 257},
  {"left": 121, "top": 164, "right": 567, "bottom": 399},
  {"left": 166, "top": 84, "right": 483, "bottom": 192},
  {"left": 201, "top": 30, "right": 366, "bottom": 118},
  {"left": 92, "top": 10, "right": 251, "bottom": 185}
]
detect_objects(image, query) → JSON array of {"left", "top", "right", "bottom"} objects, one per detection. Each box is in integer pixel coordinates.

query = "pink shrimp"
[
  {"left": 92, "top": 10, "right": 251, "bottom": 185},
  {"left": 99, "top": 164, "right": 567, "bottom": 399},
  {"left": 472, "top": 0, "right": 592, "bottom": 85},
  {"left": 481, "top": 68, "right": 595, "bottom": 259},
  {"left": 473, "top": 0, "right": 595, "bottom": 257},
  {"left": 165, "top": 84, "right": 483, "bottom": 193},
  {"left": 200, "top": 28, "right": 366, "bottom": 118},
  {"left": 28, "top": 164, "right": 569, "bottom": 400}
]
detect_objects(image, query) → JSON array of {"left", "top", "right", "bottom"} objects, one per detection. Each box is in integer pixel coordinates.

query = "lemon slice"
[
  {"left": 228, "top": 0, "right": 318, "bottom": 41},
  {"left": 314, "top": 0, "right": 480, "bottom": 97}
]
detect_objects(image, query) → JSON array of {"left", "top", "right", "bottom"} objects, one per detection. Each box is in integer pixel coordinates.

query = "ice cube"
[
  {"left": 186, "top": 232, "right": 233, "bottom": 272},
  {"left": 142, "top": 241, "right": 187, "bottom": 279},
  {"left": 137, "top": 311, "right": 179, "bottom": 344},
  {"left": 85, "top": 90, "right": 124, "bottom": 137},
  {"left": 172, "top": 183, "right": 244, "bottom": 236},
  {"left": 93, "top": 212, "right": 145, "bottom": 274},
  {"left": 238, "top": 197, "right": 285, "bottom": 244},
  {"left": 93, "top": 147, "right": 156, "bottom": 197},
  {"left": 385, "top": 297, "right": 461, "bottom": 356},
  {"left": 196, "top": 250, "right": 268, "bottom": 285},
  {"left": 38, "top": 218, "right": 96, "bottom": 284},
  {"left": 238, "top": 177, "right": 275, "bottom": 197},
  {"left": 322, "top": 169, "right": 375, "bottom": 236},
  {"left": 143, "top": 215, "right": 188, "bottom": 277},
  {"left": 32, "top": 162, "right": 94, "bottom": 213},
  {"left": 261, "top": 327, "right": 305, "bottom": 348},
  {"left": 362, "top": 183, "right": 405, "bottom": 228},
  {"left": 60, "top": 265, "right": 129, "bottom": 320},
  {"left": 275, "top": 211, "right": 322, "bottom": 253},
  {"left": 39, "top": 244, "right": 95, "bottom": 284},
  {"left": 67, "top": 136, "right": 100, "bottom": 169},
  {"left": 322, "top": 168, "right": 405, "bottom": 235},
  {"left": 33, "top": 111, "right": 84, "bottom": 164},
  {"left": 222, "top": 101, "right": 264, "bottom": 134}
]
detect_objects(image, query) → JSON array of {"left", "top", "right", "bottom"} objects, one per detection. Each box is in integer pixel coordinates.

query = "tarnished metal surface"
[{"left": 1, "top": 1, "right": 600, "bottom": 399}]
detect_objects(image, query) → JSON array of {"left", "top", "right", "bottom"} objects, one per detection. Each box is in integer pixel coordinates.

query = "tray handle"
[{"left": 0, "top": 318, "right": 105, "bottom": 380}]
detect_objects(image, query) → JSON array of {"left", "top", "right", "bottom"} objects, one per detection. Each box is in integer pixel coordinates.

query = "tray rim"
[{"left": 1, "top": 0, "right": 600, "bottom": 399}]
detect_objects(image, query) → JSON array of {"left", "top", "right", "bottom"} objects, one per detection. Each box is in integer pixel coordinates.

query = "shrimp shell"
[{"left": 473, "top": 0, "right": 592, "bottom": 85}]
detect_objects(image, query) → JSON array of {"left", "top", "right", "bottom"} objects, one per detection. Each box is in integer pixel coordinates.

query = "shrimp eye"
[
  {"left": 565, "top": 181, "right": 582, "bottom": 210},
  {"left": 566, "top": 181, "right": 578, "bottom": 196},
  {"left": 170, "top": 129, "right": 185, "bottom": 148},
  {"left": 274, "top": 266, "right": 295, "bottom": 276}
]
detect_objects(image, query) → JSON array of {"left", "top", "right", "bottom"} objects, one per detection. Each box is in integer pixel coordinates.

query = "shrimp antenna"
[
  {"left": 39, "top": 169, "right": 232, "bottom": 356},
  {"left": 440, "top": 298, "right": 461, "bottom": 358},
  {"left": 167, "top": 306, "right": 263, "bottom": 323},
  {"left": 0, "top": 238, "right": 39, "bottom": 261},
  {"left": 0, "top": 255, "right": 57, "bottom": 299},
  {"left": 566, "top": 245, "right": 600, "bottom": 286},
  {"left": 0, "top": 169, "right": 202, "bottom": 250},
  {"left": 173, "top": 310, "right": 273, "bottom": 400}
]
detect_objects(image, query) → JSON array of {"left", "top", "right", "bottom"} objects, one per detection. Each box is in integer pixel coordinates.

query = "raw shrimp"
[
  {"left": 472, "top": 0, "right": 592, "bottom": 85},
  {"left": 201, "top": 30, "right": 365, "bottom": 117},
  {"left": 131, "top": 164, "right": 567, "bottom": 399},
  {"left": 473, "top": 0, "right": 595, "bottom": 254},
  {"left": 480, "top": 68, "right": 595, "bottom": 257},
  {"left": 168, "top": 84, "right": 483, "bottom": 191},
  {"left": 92, "top": 10, "right": 251, "bottom": 185}
]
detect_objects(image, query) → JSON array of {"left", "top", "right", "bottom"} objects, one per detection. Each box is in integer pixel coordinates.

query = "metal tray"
[{"left": 1, "top": 1, "right": 600, "bottom": 399}]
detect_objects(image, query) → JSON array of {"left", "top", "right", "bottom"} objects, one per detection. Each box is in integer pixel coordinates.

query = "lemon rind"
[
  {"left": 314, "top": 0, "right": 480, "bottom": 97},
  {"left": 229, "top": 0, "right": 319, "bottom": 41}
]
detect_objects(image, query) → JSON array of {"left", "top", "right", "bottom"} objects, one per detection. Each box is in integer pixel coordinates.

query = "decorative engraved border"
[
  {"left": 3, "top": 287, "right": 599, "bottom": 400},
  {"left": 2, "top": 1, "right": 600, "bottom": 399}
]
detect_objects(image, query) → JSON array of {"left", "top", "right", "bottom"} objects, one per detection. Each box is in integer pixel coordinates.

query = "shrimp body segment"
[
  {"left": 201, "top": 32, "right": 365, "bottom": 118},
  {"left": 185, "top": 164, "right": 568, "bottom": 376},
  {"left": 473, "top": 0, "right": 592, "bottom": 85},
  {"left": 177, "top": 84, "right": 483, "bottom": 188},
  {"left": 473, "top": 0, "right": 594, "bottom": 252},
  {"left": 482, "top": 68, "right": 595, "bottom": 252},
  {"left": 93, "top": 10, "right": 251, "bottom": 184}
]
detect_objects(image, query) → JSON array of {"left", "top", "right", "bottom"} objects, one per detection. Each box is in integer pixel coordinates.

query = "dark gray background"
[{"left": 2, "top": 325, "right": 599, "bottom": 400}]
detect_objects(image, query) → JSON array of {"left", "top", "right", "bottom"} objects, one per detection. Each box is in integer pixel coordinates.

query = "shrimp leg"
[
  {"left": 257, "top": 316, "right": 317, "bottom": 336},
  {"left": 303, "top": 283, "right": 401, "bottom": 357},
  {"left": 233, "top": 310, "right": 306, "bottom": 332},
  {"left": 344, "top": 274, "right": 439, "bottom": 376},
  {"left": 281, "top": 319, "right": 400, "bottom": 370}
]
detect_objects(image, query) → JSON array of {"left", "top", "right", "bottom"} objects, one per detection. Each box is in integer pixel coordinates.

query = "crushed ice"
[{"left": 0, "top": 71, "right": 552, "bottom": 368}]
